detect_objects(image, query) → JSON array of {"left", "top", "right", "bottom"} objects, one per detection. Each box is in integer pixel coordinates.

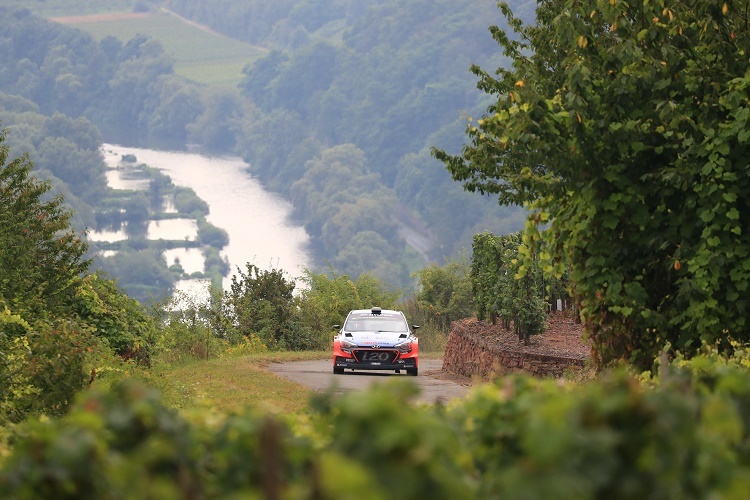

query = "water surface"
[{"left": 101, "top": 144, "right": 312, "bottom": 293}]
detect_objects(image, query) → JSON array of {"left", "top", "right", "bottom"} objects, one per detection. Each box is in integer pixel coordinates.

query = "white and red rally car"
[{"left": 332, "top": 307, "right": 419, "bottom": 376}]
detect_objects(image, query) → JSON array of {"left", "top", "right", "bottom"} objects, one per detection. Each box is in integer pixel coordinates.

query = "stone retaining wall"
[{"left": 442, "top": 320, "right": 588, "bottom": 378}]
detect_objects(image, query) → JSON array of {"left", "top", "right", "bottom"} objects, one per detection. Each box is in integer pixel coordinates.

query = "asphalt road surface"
[{"left": 266, "top": 358, "right": 470, "bottom": 405}]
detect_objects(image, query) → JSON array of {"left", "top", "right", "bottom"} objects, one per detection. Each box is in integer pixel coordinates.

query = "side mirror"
[
  {"left": 412, "top": 325, "right": 420, "bottom": 330},
  {"left": 332, "top": 324, "right": 340, "bottom": 330}
]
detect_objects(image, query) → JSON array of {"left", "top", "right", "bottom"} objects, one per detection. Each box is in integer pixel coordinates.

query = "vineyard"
[
  {"left": 2, "top": 346, "right": 750, "bottom": 498},
  {"left": 471, "top": 231, "right": 572, "bottom": 345}
]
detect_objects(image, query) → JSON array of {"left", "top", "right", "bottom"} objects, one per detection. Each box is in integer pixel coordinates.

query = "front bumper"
[{"left": 334, "top": 354, "right": 418, "bottom": 371}]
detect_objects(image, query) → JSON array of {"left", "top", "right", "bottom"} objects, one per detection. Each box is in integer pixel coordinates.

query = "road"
[{"left": 266, "top": 359, "right": 470, "bottom": 405}]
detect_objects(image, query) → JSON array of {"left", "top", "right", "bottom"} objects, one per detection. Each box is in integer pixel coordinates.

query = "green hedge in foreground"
[{"left": 2, "top": 349, "right": 750, "bottom": 499}]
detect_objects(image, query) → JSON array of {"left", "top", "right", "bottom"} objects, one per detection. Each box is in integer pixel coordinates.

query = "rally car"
[{"left": 333, "top": 307, "right": 419, "bottom": 376}]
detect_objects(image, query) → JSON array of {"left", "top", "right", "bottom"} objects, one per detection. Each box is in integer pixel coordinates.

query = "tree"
[
  {"left": 0, "top": 129, "right": 155, "bottom": 421},
  {"left": 0, "top": 128, "right": 90, "bottom": 317},
  {"left": 225, "top": 263, "right": 301, "bottom": 349},
  {"left": 296, "top": 268, "right": 400, "bottom": 344},
  {"left": 412, "top": 253, "right": 474, "bottom": 330},
  {"left": 433, "top": 1, "right": 750, "bottom": 369}
]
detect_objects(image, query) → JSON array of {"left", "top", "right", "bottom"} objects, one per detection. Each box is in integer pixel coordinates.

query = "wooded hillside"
[{"left": 0, "top": 0, "right": 533, "bottom": 291}]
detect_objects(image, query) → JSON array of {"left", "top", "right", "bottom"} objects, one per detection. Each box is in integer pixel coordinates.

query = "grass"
[
  {"left": 175, "top": 59, "right": 256, "bottom": 88},
  {"left": 141, "top": 351, "right": 329, "bottom": 416},
  {"left": 96, "top": 348, "right": 448, "bottom": 418}
]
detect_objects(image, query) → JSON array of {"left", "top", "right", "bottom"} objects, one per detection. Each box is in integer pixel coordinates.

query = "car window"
[{"left": 344, "top": 316, "right": 409, "bottom": 332}]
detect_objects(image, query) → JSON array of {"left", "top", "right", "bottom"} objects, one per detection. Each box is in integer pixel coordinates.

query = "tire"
[
  {"left": 406, "top": 367, "right": 418, "bottom": 376},
  {"left": 333, "top": 366, "right": 344, "bottom": 374}
]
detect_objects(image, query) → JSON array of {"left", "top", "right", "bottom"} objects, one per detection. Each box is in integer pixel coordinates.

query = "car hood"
[{"left": 343, "top": 331, "right": 411, "bottom": 348}]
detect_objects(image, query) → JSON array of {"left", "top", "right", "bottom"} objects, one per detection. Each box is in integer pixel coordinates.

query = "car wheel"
[
  {"left": 407, "top": 367, "right": 418, "bottom": 376},
  {"left": 333, "top": 366, "right": 344, "bottom": 374}
]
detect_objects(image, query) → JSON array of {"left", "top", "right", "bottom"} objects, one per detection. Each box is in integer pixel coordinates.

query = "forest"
[{"left": 0, "top": 0, "right": 535, "bottom": 295}]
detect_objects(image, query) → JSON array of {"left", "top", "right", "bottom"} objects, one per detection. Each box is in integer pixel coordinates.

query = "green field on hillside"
[{"left": 66, "top": 11, "right": 266, "bottom": 87}]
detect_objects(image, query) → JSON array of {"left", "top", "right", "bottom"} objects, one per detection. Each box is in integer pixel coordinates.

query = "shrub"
[
  {"left": 0, "top": 315, "right": 98, "bottom": 423},
  {"left": 412, "top": 253, "right": 474, "bottom": 328},
  {"left": 296, "top": 269, "right": 401, "bottom": 349},
  {"left": 71, "top": 271, "right": 156, "bottom": 364},
  {"left": 3, "top": 353, "right": 750, "bottom": 498},
  {"left": 173, "top": 187, "right": 208, "bottom": 216}
]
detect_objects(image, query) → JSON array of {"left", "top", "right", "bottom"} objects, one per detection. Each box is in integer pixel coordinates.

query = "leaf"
[{"left": 602, "top": 214, "right": 618, "bottom": 229}]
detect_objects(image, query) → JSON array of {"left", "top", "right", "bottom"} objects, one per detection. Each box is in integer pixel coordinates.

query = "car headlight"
[
  {"left": 340, "top": 339, "right": 357, "bottom": 351},
  {"left": 395, "top": 339, "right": 412, "bottom": 353}
]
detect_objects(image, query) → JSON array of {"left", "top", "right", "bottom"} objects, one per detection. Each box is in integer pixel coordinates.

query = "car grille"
[{"left": 353, "top": 349, "right": 397, "bottom": 364}]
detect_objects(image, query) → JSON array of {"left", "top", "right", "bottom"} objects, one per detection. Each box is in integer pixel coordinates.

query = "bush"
[
  {"left": 224, "top": 263, "right": 299, "bottom": 349},
  {"left": 398, "top": 298, "right": 449, "bottom": 354},
  {"left": 296, "top": 269, "right": 401, "bottom": 349},
  {"left": 412, "top": 253, "right": 474, "bottom": 328},
  {"left": 71, "top": 272, "right": 156, "bottom": 364},
  {"left": 197, "top": 217, "right": 229, "bottom": 247},
  {"left": 173, "top": 187, "right": 208, "bottom": 216},
  {"left": 0, "top": 315, "right": 98, "bottom": 423},
  {"left": 0, "top": 381, "right": 204, "bottom": 498},
  {"left": 3, "top": 351, "right": 750, "bottom": 498}
]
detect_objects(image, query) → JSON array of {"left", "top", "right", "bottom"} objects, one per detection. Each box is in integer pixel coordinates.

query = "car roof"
[
  {"left": 348, "top": 308, "right": 403, "bottom": 315},
  {"left": 346, "top": 308, "right": 405, "bottom": 319}
]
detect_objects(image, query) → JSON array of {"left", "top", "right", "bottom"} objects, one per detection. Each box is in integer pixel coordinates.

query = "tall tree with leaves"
[
  {"left": 434, "top": 1, "right": 750, "bottom": 369},
  {"left": 225, "top": 263, "right": 312, "bottom": 349},
  {"left": 0, "top": 128, "right": 90, "bottom": 317},
  {"left": 0, "top": 128, "right": 94, "bottom": 420}
]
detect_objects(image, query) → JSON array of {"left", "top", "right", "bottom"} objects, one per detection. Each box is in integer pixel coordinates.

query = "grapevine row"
[{"left": 471, "top": 231, "right": 571, "bottom": 344}]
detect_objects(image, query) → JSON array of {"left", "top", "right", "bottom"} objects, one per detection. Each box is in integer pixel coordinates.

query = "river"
[{"left": 98, "top": 144, "right": 312, "bottom": 296}]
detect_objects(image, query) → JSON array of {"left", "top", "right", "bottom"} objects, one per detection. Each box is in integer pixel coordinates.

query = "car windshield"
[{"left": 344, "top": 316, "right": 409, "bottom": 333}]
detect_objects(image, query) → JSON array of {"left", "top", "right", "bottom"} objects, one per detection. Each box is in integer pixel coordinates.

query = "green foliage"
[
  {"left": 196, "top": 217, "right": 229, "bottom": 248},
  {"left": 5, "top": 350, "right": 750, "bottom": 497},
  {"left": 202, "top": 246, "right": 230, "bottom": 285},
  {"left": 452, "top": 367, "right": 749, "bottom": 498},
  {"left": 35, "top": 119, "right": 107, "bottom": 203},
  {"left": 0, "top": 381, "right": 205, "bottom": 498},
  {"left": 0, "top": 308, "right": 35, "bottom": 423},
  {"left": 286, "top": 143, "right": 417, "bottom": 286},
  {"left": 412, "top": 253, "right": 474, "bottom": 328},
  {"left": 149, "top": 284, "right": 228, "bottom": 363},
  {"left": 1, "top": 2, "right": 530, "bottom": 291},
  {"left": 97, "top": 248, "right": 174, "bottom": 305},
  {"left": 297, "top": 268, "right": 400, "bottom": 342},
  {"left": 70, "top": 271, "right": 156, "bottom": 363},
  {"left": 186, "top": 88, "right": 246, "bottom": 152},
  {"left": 225, "top": 0, "right": 527, "bottom": 283},
  {"left": 0, "top": 311, "right": 97, "bottom": 423},
  {"left": 471, "top": 231, "right": 566, "bottom": 344},
  {"left": 404, "top": 253, "right": 474, "bottom": 352},
  {"left": 0, "top": 132, "right": 156, "bottom": 421},
  {"left": 311, "top": 382, "right": 476, "bottom": 499},
  {"left": 172, "top": 186, "right": 208, "bottom": 216},
  {"left": 16, "top": 319, "right": 97, "bottom": 420},
  {"left": 0, "top": 129, "right": 91, "bottom": 317},
  {"left": 397, "top": 298, "right": 447, "bottom": 354},
  {"left": 434, "top": 0, "right": 750, "bottom": 369},
  {"left": 145, "top": 264, "right": 404, "bottom": 365},
  {"left": 225, "top": 263, "right": 307, "bottom": 350}
]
